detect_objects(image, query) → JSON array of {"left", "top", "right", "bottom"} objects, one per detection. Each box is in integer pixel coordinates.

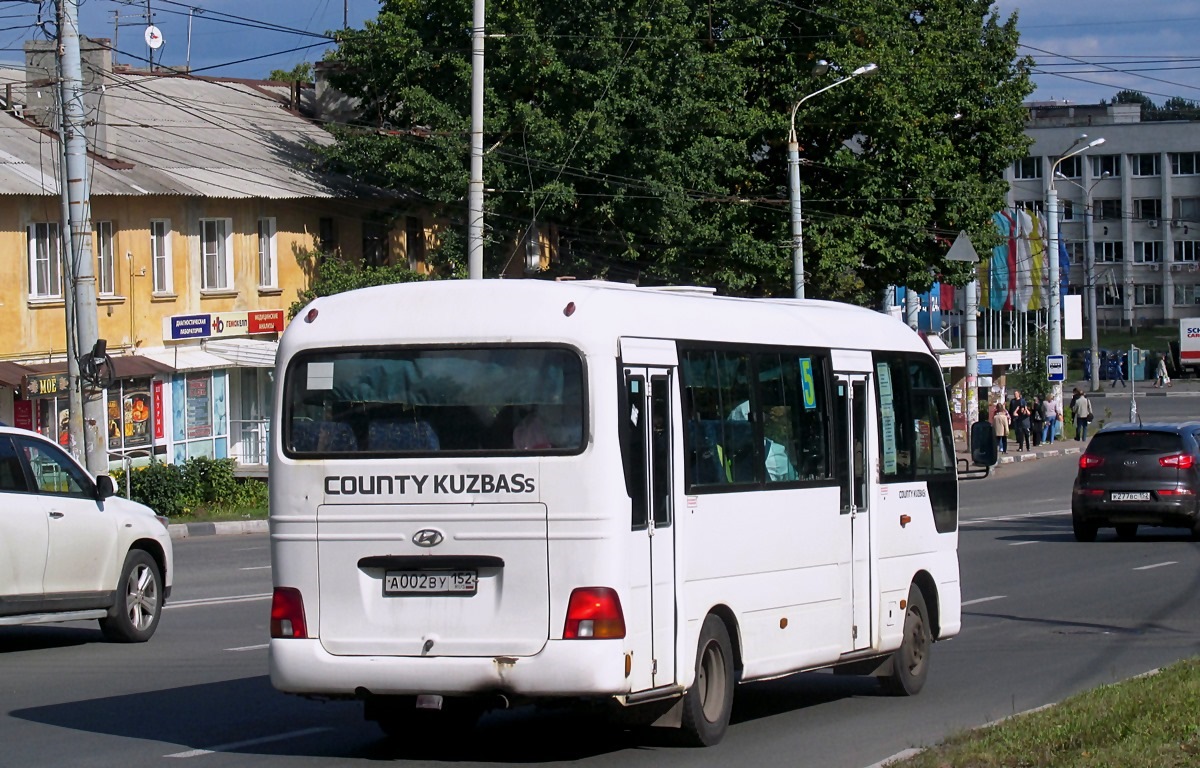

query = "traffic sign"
[{"left": 1046, "top": 354, "right": 1066, "bottom": 382}]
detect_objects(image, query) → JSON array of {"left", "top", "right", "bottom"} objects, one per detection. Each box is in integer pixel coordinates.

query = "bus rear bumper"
[{"left": 269, "top": 638, "right": 629, "bottom": 699}]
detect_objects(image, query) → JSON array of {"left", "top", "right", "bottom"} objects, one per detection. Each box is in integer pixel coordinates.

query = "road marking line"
[
  {"left": 1134, "top": 561, "right": 1178, "bottom": 571},
  {"left": 960, "top": 509, "right": 1069, "bottom": 525},
  {"left": 239, "top": 566, "right": 272, "bottom": 571},
  {"left": 225, "top": 643, "right": 269, "bottom": 652},
  {"left": 1008, "top": 540, "right": 1041, "bottom": 546},
  {"left": 164, "top": 593, "right": 272, "bottom": 610},
  {"left": 962, "top": 595, "right": 1006, "bottom": 606},
  {"left": 165, "top": 727, "right": 331, "bottom": 758}
]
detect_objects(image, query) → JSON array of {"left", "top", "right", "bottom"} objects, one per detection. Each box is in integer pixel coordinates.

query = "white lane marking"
[
  {"left": 225, "top": 643, "right": 269, "bottom": 652},
  {"left": 1009, "top": 540, "right": 1041, "bottom": 546},
  {"left": 960, "top": 509, "right": 1068, "bottom": 525},
  {"left": 239, "top": 566, "right": 272, "bottom": 571},
  {"left": 1134, "top": 561, "right": 1178, "bottom": 571},
  {"left": 165, "top": 727, "right": 331, "bottom": 758},
  {"left": 164, "top": 593, "right": 272, "bottom": 610},
  {"left": 962, "top": 595, "right": 1006, "bottom": 606}
]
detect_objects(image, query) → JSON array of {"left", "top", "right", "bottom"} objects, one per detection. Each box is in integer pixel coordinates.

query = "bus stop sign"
[{"left": 1046, "top": 354, "right": 1066, "bottom": 382}]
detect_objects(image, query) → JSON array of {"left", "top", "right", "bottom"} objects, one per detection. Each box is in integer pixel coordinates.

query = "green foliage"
[
  {"left": 287, "top": 246, "right": 429, "bottom": 319},
  {"left": 111, "top": 457, "right": 268, "bottom": 518},
  {"left": 319, "top": 0, "right": 1033, "bottom": 303},
  {"left": 1111, "top": 89, "right": 1200, "bottom": 121},
  {"left": 1008, "top": 327, "right": 1050, "bottom": 400},
  {"left": 268, "top": 62, "right": 313, "bottom": 83}
]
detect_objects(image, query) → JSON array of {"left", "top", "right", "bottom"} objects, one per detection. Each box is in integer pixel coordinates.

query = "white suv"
[{"left": 0, "top": 425, "right": 173, "bottom": 641}]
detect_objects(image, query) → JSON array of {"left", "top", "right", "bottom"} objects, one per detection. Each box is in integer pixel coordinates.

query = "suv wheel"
[
  {"left": 100, "top": 550, "right": 163, "bottom": 643},
  {"left": 1072, "top": 512, "right": 1098, "bottom": 542}
]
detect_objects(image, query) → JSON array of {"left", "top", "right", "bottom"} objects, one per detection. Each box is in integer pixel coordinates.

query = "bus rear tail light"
[
  {"left": 1079, "top": 454, "right": 1104, "bottom": 469},
  {"left": 563, "top": 587, "right": 626, "bottom": 639},
  {"left": 1159, "top": 453, "right": 1195, "bottom": 469},
  {"left": 271, "top": 587, "right": 308, "bottom": 639}
]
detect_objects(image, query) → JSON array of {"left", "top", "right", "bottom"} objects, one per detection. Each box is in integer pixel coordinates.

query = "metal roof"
[{"left": 0, "top": 69, "right": 385, "bottom": 200}]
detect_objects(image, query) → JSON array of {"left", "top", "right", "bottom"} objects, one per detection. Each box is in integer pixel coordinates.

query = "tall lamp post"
[
  {"left": 1056, "top": 168, "right": 1110, "bottom": 391},
  {"left": 788, "top": 62, "right": 877, "bottom": 299},
  {"left": 1047, "top": 136, "right": 1105, "bottom": 425}
]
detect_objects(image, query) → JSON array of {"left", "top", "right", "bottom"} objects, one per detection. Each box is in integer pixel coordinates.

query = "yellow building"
[{"left": 0, "top": 42, "right": 429, "bottom": 472}]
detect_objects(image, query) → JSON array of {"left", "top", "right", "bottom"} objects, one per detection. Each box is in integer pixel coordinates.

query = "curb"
[
  {"left": 960, "top": 444, "right": 1082, "bottom": 467},
  {"left": 168, "top": 519, "right": 269, "bottom": 540}
]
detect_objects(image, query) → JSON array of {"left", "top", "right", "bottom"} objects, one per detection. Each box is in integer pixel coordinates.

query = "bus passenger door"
[
  {"left": 623, "top": 366, "right": 677, "bottom": 690},
  {"left": 835, "top": 373, "right": 872, "bottom": 652}
]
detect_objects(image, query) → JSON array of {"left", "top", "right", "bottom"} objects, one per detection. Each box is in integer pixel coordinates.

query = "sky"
[{"left": 1, "top": 2, "right": 1196, "bottom": 108}]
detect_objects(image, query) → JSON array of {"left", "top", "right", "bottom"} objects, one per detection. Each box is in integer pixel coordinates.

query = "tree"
[
  {"left": 320, "top": 0, "right": 1032, "bottom": 303},
  {"left": 269, "top": 62, "right": 313, "bottom": 83}
]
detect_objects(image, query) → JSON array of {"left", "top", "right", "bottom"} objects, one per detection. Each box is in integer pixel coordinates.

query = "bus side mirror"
[{"left": 971, "top": 421, "right": 997, "bottom": 467}]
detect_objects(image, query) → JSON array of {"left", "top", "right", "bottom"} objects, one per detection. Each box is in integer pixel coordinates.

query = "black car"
[{"left": 1072, "top": 423, "right": 1200, "bottom": 541}]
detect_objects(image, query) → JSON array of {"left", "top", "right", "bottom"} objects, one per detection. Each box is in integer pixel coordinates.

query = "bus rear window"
[{"left": 283, "top": 347, "right": 584, "bottom": 455}]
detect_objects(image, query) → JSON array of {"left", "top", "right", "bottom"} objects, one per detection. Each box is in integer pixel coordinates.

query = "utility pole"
[
  {"left": 59, "top": 0, "right": 106, "bottom": 474},
  {"left": 467, "top": 0, "right": 484, "bottom": 279},
  {"left": 57, "top": 93, "right": 85, "bottom": 462}
]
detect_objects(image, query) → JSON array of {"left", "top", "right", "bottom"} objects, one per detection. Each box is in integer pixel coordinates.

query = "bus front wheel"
[
  {"left": 679, "top": 613, "right": 735, "bottom": 747},
  {"left": 883, "top": 585, "right": 930, "bottom": 696}
]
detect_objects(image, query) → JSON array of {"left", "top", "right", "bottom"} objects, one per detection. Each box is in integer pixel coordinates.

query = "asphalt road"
[{"left": 2, "top": 456, "right": 1199, "bottom": 767}]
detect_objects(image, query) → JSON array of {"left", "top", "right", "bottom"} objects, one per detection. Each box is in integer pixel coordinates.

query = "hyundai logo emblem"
[{"left": 412, "top": 529, "right": 444, "bottom": 548}]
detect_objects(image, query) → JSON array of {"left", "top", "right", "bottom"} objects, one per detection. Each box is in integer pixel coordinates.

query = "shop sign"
[
  {"left": 23, "top": 372, "right": 70, "bottom": 399},
  {"left": 164, "top": 309, "right": 285, "bottom": 340}
]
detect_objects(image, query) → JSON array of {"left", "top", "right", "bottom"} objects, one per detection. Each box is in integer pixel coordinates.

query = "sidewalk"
[{"left": 167, "top": 519, "right": 268, "bottom": 540}]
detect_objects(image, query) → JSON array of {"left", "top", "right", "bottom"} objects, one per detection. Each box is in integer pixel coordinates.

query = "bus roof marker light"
[
  {"left": 563, "top": 302, "right": 576, "bottom": 317},
  {"left": 304, "top": 307, "right": 319, "bottom": 324}
]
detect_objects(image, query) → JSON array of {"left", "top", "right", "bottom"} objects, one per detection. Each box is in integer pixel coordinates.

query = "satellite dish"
[{"left": 145, "top": 25, "right": 164, "bottom": 50}]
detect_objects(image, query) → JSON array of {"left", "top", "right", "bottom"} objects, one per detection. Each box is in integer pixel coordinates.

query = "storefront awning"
[
  {"left": 0, "top": 361, "right": 32, "bottom": 388},
  {"left": 204, "top": 338, "right": 279, "bottom": 368},
  {"left": 139, "top": 346, "right": 232, "bottom": 372},
  {"left": 23, "top": 355, "right": 176, "bottom": 380}
]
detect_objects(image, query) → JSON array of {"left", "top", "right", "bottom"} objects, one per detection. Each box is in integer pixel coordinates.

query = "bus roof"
[{"left": 282, "top": 279, "right": 932, "bottom": 358}]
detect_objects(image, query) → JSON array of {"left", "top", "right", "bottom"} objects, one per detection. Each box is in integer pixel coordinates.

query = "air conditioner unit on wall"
[
  {"left": 1191, "top": 264, "right": 1199, "bottom": 272},
  {"left": 1150, "top": 263, "right": 1161, "bottom": 271},
  {"left": 1148, "top": 219, "right": 1159, "bottom": 228},
  {"left": 1173, "top": 220, "right": 1184, "bottom": 228}
]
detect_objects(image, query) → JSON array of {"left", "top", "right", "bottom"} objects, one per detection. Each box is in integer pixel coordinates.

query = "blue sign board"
[
  {"left": 978, "top": 357, "right": 993, "bottom": 375},
  {"left": 1046, "top": 354, "right": 1066, "bottom": 382},
  {"left": 168, "top": 314, "right": 212, "bottom": 340}
]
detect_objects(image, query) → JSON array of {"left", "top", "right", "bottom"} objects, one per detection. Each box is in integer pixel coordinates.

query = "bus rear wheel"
[
  {"left": 679, "top": 614, "right": 734, "bottom": 747},
  {"left": 883, "top": 585, "right": 930, "bottom": 696}
]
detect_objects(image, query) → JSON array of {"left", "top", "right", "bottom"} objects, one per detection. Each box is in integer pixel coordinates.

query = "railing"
[
  {"left": 108, "top": 447, "right": 155, "bottom": 499},
  {"left": 229, "top": 419, "right": 270, "bottom": 467}
]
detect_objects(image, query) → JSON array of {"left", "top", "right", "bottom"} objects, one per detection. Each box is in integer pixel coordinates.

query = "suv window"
[{"left": 1088, "top": 431, "right": 1183, "bottom": 455}]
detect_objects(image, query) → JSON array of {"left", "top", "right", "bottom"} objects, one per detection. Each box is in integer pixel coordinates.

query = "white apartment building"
[{"left": 1007, "top": 102, "right": 1200, "bottom": 329}]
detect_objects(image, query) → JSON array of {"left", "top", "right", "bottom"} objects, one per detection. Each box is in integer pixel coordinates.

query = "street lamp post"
[
  {"left": 1047, "top": 136, "right": 1105, "bottom": 427},
  {"left": 788, "top": 62, "right": 877, "bottom": 299},
  {"left": 1058, "top": 169, "right": 1111, "bottom": 391}
]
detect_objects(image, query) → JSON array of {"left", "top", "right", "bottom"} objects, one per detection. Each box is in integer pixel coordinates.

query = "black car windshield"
[{"left": 1088, "top": 431, "right": 1182, "bottom": 456}]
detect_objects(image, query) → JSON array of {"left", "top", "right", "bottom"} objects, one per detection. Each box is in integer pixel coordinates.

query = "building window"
[
  {"left": 1133, "top": 198, "right": 1162, "bottom": 222},
  {"left": 1060, "top": 199, "right": 1075, "bottom": 221},
  {"left": 1171, "top": 153, "right": 1200, "bottom": 176},
  {"left": 1095, "top": 242, "right": 1123, "bottom": 263},
  {"left": 1058, "top": 155, "right": 1082, "bottom": 178},
  {"left": 1132, "top": 241, "right": 1163, "bottom": 263},
  {"left": 151, "top": 219, "right": 172, "bottom": 293},
  {"left": 318, "top": 217, "right": 337, "bottom": 252},
  {"left": 1134, "top": 285, "right": 1162, "bottom": 306},
  {"left": 1090, "top": 155, "right": 1121, "bottom": 178},
  {"left": 200, "top": 218, "right": 233, "bottom": 291},
  {"left": 1015, "top": 199, "right": 1044, "bottom": 215},
  {"left": 1130, "top": 154, "right": 1161, "bottom": 177},
  {"left": 405, "top": 216, "right": 426, "bottom": 270},
  {"left": 362, "top": 221, "right": 389, "bottom": 268},
  {"left": 1174, "top": 197, "right": 1200, "bottom": 225},
  {"left": 27, "top": 222, "right": 62, "bottom": 299},
  {"left": 1098, "top": 283, "right": 1123, "bottom": 306},
  {"left": 1175, "top": 241, "right": 1200, "bottom": 262},
  {"left": 1065, "top": 241, "right": 1086, "bottom": 265},
  {"left": 256, "top": 217, "right": 277, "bottom": 288},
  {"left": 1095, "top": 199, "right": 1121, "bottom": 221},
  {"left": 96, "top": 220, "right": 115, "bottom": 296},
  {"left": 1014, "top": 157, "right": 1041, "bottom": 179},
  {"left": 1175, "top": 284, "right": 1200, "bottom": 305}
]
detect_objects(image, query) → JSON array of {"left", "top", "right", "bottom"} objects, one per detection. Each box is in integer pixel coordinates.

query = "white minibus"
[{"left": 268, "top": 279, "right": 961, "bottom": 746}]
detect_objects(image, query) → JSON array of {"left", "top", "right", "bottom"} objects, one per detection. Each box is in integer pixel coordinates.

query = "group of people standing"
[{"left": 988, "top": 387, "right": 1093, "bottom": 453}]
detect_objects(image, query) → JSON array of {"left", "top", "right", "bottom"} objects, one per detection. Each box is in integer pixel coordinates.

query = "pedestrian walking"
[
  {"left": 1108, "top": 355, "right": 1126, "bottom": 388},
  {"left": 1155, "top": 353, "right": 1173, "bottom": 388},
  {"left": 1013, "top": 400, "right": 1032, "bottom": 451},
  {"left": 1071, "top": 388, "right": 1093, "bottom": 441},
  {"left": 1030, "top": 395, "right": 1045, "bottom": 447},
  {"left": 991, "top": 403, "right": 1010, "bottom": 453},
  {"left": 1042, "top": 396, "right": 1059, "bottom": 444}
]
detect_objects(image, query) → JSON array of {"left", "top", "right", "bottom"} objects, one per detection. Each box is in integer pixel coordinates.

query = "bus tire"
[
  {"left": 883, "top": 585, "right": 930, "bottom": 697},
  {"left": 679, "top": 613, "right": 734, "bottom": 747}
]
